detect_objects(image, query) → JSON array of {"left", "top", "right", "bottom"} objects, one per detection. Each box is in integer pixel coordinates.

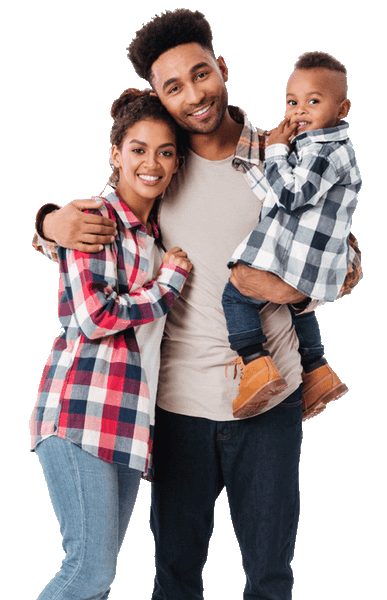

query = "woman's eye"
[{"left": 132, "top": 148, "right": 144, "bottom": 154}]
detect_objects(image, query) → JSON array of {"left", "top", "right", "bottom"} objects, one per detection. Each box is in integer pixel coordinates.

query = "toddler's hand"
[
  {"left": 266, "top": 118, "right": 298, "bottom": 148},
  {"left": 162, "top": 247, "right": 193, "bottom": 273}
]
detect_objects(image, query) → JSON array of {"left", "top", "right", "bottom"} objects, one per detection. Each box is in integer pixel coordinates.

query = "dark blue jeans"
[
  {"left": 151, "top": 386, "right": 303, "bottom": 600},
  {"left": 222, "top": 280, "right": 324, "bottom": 368}
]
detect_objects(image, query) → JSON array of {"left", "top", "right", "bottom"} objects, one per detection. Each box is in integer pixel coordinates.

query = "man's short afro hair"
[
  {"left": 294, "top": 51, "right": 347, "bottom": 74},
  {"left": 127, "top": 9, "right": 214, "bottom": 83}
]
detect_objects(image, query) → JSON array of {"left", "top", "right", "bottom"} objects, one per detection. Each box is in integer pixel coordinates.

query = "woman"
[{"left": 30, "top": 89, "right": 192, "bottom": 600}]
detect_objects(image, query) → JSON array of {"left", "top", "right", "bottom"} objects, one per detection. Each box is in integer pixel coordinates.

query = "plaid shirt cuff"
[{"left": 33, "top": 204, "right": 60, "bottom": 262}]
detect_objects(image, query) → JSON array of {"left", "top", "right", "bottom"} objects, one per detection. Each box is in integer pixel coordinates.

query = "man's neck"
[{"left": 188, "top": 108, "right": 243, "bottom": 161}]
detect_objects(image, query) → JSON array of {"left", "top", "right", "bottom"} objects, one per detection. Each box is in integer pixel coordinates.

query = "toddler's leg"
[
  {"left": 290, "top": 309, "right": 325, "bottom": 372},
  {"left": 222, "top": 279, "right": 267, "bottom": 359},
  {"left": 222, "top": 280, "right": 288, "bottom": 418},
  {"left": 290, "top": 308, "right": 348, "bottom": 420}
]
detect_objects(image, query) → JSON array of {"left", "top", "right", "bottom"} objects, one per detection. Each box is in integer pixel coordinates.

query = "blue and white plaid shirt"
[{"left": 229, "top": 121, "right": 361, "bottom": 301}]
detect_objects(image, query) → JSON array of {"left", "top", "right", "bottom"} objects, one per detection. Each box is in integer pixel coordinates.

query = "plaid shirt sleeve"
[
  {"left": 59, "top": 242, "right": 189, "bottom": 340},
  {"left": 32, "top": 203, "right": 60, "bottom": 262},
  {"left": 264, "top": 142, "right": 341, "bottom": 215}
]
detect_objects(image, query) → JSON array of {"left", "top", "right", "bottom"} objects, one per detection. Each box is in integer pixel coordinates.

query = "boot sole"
[
  {"left": 233, "top": 377, "right": 288, "bottom": 419},
  {"left": 303, "top": 383, "right": 349, "bottom": 421}
]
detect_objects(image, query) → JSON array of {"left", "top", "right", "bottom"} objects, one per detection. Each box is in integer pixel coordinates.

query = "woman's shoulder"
[{"left": 85, "top": 193, "right": 119, "bottom": 222}]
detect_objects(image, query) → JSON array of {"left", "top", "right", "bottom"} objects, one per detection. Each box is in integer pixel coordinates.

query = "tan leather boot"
[
  {"left": 302, "top": 363, "right": 348, "bottom": 421},
  {"left": 227, "top": 355, "right": 288, "bottom": 419}
]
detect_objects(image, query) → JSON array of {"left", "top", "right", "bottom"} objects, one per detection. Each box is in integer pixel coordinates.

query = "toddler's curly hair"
[
  {"left": 295, "top": 51, "right": 347, "bottom": 74},
  {"left": 127, "top": 9, "right": 214, "bottom": 84}
]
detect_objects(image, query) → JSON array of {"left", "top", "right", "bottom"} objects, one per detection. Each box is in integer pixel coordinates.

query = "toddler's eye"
[
  {"left": 288, "top": 100, "right": 297, "bottom": 106},
  {"left": 309, "top": 99, "right": 319, "bottom": 104}
]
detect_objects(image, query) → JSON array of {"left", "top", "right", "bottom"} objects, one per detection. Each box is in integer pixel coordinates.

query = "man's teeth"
[{"left": 192, "top": 104, "right": 211, "bottom": 116}]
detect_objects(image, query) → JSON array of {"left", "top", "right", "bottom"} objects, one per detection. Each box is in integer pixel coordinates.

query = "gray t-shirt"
[{"left": 157, "top": 149, "right": 302, "bottom": 421}]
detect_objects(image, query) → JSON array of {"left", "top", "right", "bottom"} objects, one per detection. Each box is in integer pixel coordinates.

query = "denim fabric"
[
  {"left": 150, "top": 386, "right": 303, "bottom": 600},
  {"left": 36, "top": 436, "right": 141, "bottom": 600},
  {"left": 290, "top": 309, "right": 325, "bottom": 367},
  {"left": 222, "top": 280, "right": 324, "bottom": 367},
  {"left": 222, "top": 280, "right": 267, "bottom": 351}
]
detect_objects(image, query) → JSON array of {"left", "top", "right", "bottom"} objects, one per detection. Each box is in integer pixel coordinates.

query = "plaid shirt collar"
[
  {"left": 230, "top": 106, "right": 266, "bottom": 168},
  {"left": 106, "top": 190, "right": 160, "bottom": 239},
  {"left": 293, "top": 120, "right": 350, "bottom": 150}
]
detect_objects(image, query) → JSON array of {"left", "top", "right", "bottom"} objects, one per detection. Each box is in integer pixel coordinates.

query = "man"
[{"left": 35, "top": 9, "right": 361, "bottom": 599}]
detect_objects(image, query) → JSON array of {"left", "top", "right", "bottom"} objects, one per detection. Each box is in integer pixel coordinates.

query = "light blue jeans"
[{"left": 36, "top": 436, "right": 142, "bottom": 600}]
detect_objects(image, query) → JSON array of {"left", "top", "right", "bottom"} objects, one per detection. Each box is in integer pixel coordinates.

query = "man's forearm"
[
  {"left": 41, "top": 208, "right": 59, "bottom": 241},
  {"left": 34, "top": 199, "right": 117, "bottom": 252},
  {"left": 230, "top": 263, "right": 308, "bottom": 305}
]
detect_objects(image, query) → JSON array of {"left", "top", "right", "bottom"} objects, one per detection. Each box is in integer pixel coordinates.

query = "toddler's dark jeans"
[{"left": 222, "top": 279, "right": 324, "bottom": 369}]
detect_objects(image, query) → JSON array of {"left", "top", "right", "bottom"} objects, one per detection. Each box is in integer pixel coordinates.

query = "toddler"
[{"left": 223, "top": 51, "right": 361, "bottom": 419}]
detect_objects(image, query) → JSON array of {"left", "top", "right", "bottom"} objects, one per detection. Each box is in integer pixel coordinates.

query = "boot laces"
[{"left": 225, "top": 356, "right": 245, "bottom": 380}]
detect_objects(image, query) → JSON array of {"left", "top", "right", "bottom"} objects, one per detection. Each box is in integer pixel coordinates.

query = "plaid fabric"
[
  {"left": 30, "top": 191, "right": 188, "bottom": 478},
  {"left": 229, "top": 120, "right": 362, "bottom": 301}
]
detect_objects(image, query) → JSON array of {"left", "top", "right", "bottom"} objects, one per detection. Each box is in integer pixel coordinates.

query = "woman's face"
[{"left": 111, "top": 118, "right": 179, "bottom": 204}]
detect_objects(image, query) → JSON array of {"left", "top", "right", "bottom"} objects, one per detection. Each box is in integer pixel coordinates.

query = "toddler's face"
[{"left": 285, "top": 68, "right": 349, "bottom": 135}]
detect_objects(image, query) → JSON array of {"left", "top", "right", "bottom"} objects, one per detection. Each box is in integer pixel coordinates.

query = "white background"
[{"left": 1, "top": 1, "right": 385, "bottom": 598}]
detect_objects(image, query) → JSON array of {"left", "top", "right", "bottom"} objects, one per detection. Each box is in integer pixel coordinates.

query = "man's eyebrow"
[{"left": 162, "top": 62, "right": 211, "bottom": 92}]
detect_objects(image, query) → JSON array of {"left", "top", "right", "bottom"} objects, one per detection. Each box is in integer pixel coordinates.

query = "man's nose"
[{"left": 185, "top": 83, "right": 206, "bottom": 107}]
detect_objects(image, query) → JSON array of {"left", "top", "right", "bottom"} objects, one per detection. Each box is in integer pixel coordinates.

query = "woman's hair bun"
[{"left": 110, "top": 88, "right": 153, "bottom": 119}]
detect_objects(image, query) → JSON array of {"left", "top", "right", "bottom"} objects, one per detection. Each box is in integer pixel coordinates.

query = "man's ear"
[
  {"left": 217, "top": 56, "right": 228, "bottom": 82},
  {"left": 339, "top": 98, "right": 351, "bottom": 119}
]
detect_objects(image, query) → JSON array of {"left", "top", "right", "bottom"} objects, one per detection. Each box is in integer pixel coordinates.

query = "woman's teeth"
[
  {"left": 138, "top": 175, "right": 161, "bottom": 184},
  {"left": 138, "top": 175, "right": 160, "bottom": 181}
]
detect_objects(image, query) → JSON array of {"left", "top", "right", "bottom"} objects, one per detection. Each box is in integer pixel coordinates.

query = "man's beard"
[{"left": 177, "top": 89, "right": 229, "bottom": 135}]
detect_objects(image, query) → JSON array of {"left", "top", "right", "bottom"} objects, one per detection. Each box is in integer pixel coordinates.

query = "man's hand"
[
  {"left": 43, "top": 200, "right": 118, "bottom": 252},
  {"left": 230, "top": 263, "right": 307, "bottom": 305},
  {"left": 266, "top": 118, "right": 298, "bottom": 148},
  {"left": 162, "top": 247, "right": 193, "bottom": 273}
]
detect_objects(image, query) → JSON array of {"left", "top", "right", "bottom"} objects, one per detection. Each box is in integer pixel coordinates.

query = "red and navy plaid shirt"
[{"left": 30, "top": 192, "right": 189, "bottom": 478}]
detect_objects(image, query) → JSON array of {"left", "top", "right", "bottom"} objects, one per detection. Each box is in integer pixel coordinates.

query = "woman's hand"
[{"left": 162, "top": 247, "right": 193, "bottom": 273}]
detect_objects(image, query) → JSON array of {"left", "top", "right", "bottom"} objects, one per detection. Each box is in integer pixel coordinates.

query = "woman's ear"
[{"left": 111, "top": 145, "right": 121, "bottom": 169}]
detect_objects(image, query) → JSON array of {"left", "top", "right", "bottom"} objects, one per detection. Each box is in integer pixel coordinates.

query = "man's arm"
[
  {"left": 41, "top": 200, "right": 117, "bottom": 252},
  {"left": 231, "top": 231, "right": 363, "bottom": 307},
  {"left": 230, "top": 263, "right": 308, "bottom": 305}
]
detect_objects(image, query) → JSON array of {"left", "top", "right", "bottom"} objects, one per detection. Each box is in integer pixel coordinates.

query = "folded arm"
[
  {"left": 230, "top": 263, "right": 307, "bottom": 305},
  {"left": 265, "top": 144, "right": 339, "bottom": 215},
  {"left": 61, "top": 242, "right": 188, "bottom": 340}
]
